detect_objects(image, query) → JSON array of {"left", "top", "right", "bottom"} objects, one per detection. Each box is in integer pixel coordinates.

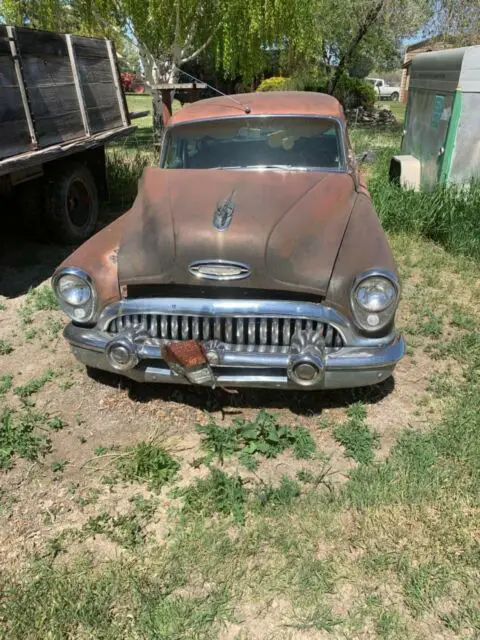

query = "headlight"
[
  {"left": 355, "top": 276, "right": 396, "bottom": 312},
  {"left": 57, "top": 274, "right": 91, "bottom": 306},
  {"left": 351, "top": 271, "right": 399, "bottom": 332},
  {"left": 52, "top": 268, "right": 96, "bottom": 322}
]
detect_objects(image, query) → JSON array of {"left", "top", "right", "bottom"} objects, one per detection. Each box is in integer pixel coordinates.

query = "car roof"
[{"left": 168, "top": 91, "right": 344, "bottom": 126}]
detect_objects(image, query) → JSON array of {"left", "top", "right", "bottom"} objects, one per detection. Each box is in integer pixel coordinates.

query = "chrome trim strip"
[
  {"left": 188, "top": 259, "right": 252, "bottom": 281},
  {"left": 192, "top": 316, "right": 200, "bottom": 340},
  {"left": 272, "top": 318, "right": 279, "bottom": 345},
  {"left": 225, "top": 317, "right": 233, "bottom": 343},
  {"left": 65, "top": 325, "right": 405, "bottom": 390},
  {"left": 97, "top": 298, "right": 398, "bottom": 347},
  {"left": 237, "top": 318, "right": 244, "bottom": 344},
  {"left": 203, "top": 317, "right": 210, "bottom": 340}
]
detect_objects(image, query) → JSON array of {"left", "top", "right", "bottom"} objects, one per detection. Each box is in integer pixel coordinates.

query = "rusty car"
[{"left": 52, "top": 91, "right": 405, "bottom": 390}]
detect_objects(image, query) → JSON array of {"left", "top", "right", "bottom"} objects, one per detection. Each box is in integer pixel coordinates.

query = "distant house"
[{"left": 400, "top": 37, "right": 454, "bottom": 103}]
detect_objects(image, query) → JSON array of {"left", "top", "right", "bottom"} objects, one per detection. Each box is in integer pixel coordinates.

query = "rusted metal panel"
[
  {"left": 169, "top": 92, "right": 344, "bottom": 126},
  {"left": 116, "top": 168, "right": 357, "bottom": 298}
]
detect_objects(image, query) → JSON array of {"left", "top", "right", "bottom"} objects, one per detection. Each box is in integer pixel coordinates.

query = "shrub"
[
  {"left": 333, "top": 75, "right": 376, "bottom": 110},
  {"left": 256, "top": 76, "right": 296, "bottom": 92}
]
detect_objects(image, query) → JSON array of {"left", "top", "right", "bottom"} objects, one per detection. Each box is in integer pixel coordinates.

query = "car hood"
[{"left": 118, "top": 168, "right": 357, "bottom": 297}]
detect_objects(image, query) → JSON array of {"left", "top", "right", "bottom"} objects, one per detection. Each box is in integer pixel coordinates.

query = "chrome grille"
[{"left": 107, "top": 314, "right": 343, "bottom": 349}]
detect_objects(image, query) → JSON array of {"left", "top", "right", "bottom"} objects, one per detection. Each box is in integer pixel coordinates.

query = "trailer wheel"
[{"left": 46, "top": 163, "right": 99, "bottom": 243}]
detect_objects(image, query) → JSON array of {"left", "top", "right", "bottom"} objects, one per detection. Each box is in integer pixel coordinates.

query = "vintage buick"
[{"left": 52, "top": 92, "right": 405, "bottom": 390}]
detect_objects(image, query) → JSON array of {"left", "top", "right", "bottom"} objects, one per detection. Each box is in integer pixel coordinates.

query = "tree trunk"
[
  {"left": 150, "top": 57, "right": 180, "bottom": 147},
  {"left": 329, "top": 0, "right": 385, "bottom": 95}
]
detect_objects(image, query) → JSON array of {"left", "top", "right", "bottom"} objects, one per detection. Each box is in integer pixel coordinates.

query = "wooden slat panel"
[
  {"left": 74, "top": 49, "right": 122, "bottom": 132},
  {"left": 0, "top": 27, "right": 32, "bottom": 160},
  {"left": 86, "top": 104, "right": 124, "bottom": 133},
  {"left": 0, "top": 25, "right": 11, "bottom": 54},
  {"left": 70, "top": 36, "right": 109, "bottom": 59},
  {"left": 0, "top": 122, "right": 33, "bottom": 159},
  {"left": 0, "top": 27, "right": 126, "bottom": 160},
  {"left": 14, "top": 27, "right": 68, "bottom": 57},
  {"left": 16, "top": 30, "right": 84, "bottom": 147}
]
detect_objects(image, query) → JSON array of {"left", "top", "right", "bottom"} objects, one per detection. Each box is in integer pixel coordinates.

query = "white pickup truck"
[{"left": 366, "top": 77, "right": 400, "bottom": 101}]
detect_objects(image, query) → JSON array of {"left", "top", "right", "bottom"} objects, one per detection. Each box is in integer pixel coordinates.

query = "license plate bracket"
[{"left": 161, "top": 340, "right": 216, "bottom": 387}]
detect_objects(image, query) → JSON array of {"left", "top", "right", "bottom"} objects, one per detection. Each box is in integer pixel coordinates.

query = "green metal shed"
[{"left": 391, "top": 45, "right": 480, "bottom": 190}]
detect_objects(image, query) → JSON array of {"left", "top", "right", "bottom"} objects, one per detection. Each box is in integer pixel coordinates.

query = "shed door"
[{"left": 402, "top": 89, "right": 453, "bottom": 189}]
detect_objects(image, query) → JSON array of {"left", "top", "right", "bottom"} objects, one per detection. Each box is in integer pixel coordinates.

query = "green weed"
[
  {"left": 197, "top": 409, "right": 316, "bottom": 467},
  {"left": 0, "top": 339, "right": 13, "bottom": 355},
  {"left": 27, "top": 285, "right": 58, "bottom": 311},
  {"left": 115, "top": 442, "right": 179, "bottom": 491},
  {"left": 51, "top": 460, "right": 69, "bottom": 473},
  {"left": 0, "top": 407, "right": 52, "bottom": 469},
  {"left": 333, "top": 402, "right": 379, "bottom": 464},
  {"left": 75, "top": 488, "right": 101, "bottom": 507},
  {"left": 13, "top": 369, "right": 55, "bottom": 399},
  {"left": 84, "top": 511, "right": 145, "bottom": 549},
  {"left": 17, "top": 286, "right": 58, "bottom": 329},
  {"left": 254, "top": 475, "right": 301, "bottom": 510},
  {"left": 178, "top": 468, "right": 246, "bottom": 523},
  {"left": 0, "top": 375, "right": 13, "bottom": 396},
  {"left": 451, "top": 303, "right": 477, "bottom": 330}
]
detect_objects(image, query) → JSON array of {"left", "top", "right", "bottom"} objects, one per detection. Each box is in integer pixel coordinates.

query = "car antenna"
[{"left": 178, "top": 68, "right": 251, "bottom": 114}]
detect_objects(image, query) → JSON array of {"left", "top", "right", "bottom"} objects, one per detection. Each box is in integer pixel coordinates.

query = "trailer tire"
[{"left": 46, "top": 163, "right": 99, "bottom": 243}]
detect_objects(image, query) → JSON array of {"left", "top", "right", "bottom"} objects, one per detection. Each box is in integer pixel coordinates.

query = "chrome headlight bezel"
[
  {"left": 351, "top": 270, "right": 399, "bottom": 332},
  {"left": 52, "top": 267, "right": 97, "bottom": 323}
]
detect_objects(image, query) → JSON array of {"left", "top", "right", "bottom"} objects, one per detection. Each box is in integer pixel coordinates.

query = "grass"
[
  {"left": 105, "top": 94, "right": 180, "bottom": 209},
  {"left": 2, "top": 98, "right": 480, "bottom": 639},
  {"left": 351, "top": 117, "right": 480, "bottom": 260},
  {"left": 333, "top": 402, "right": 379, "bottom": 464}
]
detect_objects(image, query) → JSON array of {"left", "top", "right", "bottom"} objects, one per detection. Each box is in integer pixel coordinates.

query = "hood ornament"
[
  {"left": 189, "top": 260, "right": 251, "bottom": 281},
  {"left": 213, "top": 192, "right": 235, "bottom": 231}
]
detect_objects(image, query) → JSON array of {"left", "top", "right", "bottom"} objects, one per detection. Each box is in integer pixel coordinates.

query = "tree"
[
  {"left": 1, "top": 0, "right": 319, "bottom": 138},
  {"left": 322, "top": 0, "right": 433, "bottom": 92}
]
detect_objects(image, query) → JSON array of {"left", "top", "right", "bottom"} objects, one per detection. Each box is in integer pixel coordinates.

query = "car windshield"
[{"left": 161, "top": 117, "right": 345, "bottom": 171}]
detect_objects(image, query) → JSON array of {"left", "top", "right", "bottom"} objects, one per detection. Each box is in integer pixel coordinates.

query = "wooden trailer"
[{"left": 0, "top": 26, "right": 136, "bottom": 242}]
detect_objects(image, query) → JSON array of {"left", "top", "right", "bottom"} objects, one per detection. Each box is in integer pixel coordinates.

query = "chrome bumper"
[{"left": 64, "top": 323, "right": 405, "bottom": 390}]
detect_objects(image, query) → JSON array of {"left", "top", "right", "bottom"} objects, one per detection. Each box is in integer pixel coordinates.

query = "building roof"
[
  {"left": 405, "top": 35, "right": 451, "bottom": 53},
  {"left": 168, "top": 91, "right": 344, "bottom": 125}
]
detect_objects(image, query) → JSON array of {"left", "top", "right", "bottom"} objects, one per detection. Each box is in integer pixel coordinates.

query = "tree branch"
[
  {"left": 329, "top": 0, "right": 386, "bottom": 94},
  {"left": 180, "top": 31, "right": 214, "bottom": 63}
]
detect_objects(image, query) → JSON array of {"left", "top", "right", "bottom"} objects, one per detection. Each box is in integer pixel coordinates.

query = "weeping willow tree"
[{"left": 1, "top": 0, "right": 320, "bottom": 137}]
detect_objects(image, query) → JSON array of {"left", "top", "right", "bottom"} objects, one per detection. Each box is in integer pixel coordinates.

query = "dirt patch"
[{"left": 0, "top": 235, "right": 467, "bottom": 571}]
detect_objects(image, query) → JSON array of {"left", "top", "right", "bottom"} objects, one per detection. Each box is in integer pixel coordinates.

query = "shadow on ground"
[
  {"left": 0, "top": 231, "right": 72, "bottom": 298},
  {"left": 87, "top": 367, "right": 395, "bottom": 417}
]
